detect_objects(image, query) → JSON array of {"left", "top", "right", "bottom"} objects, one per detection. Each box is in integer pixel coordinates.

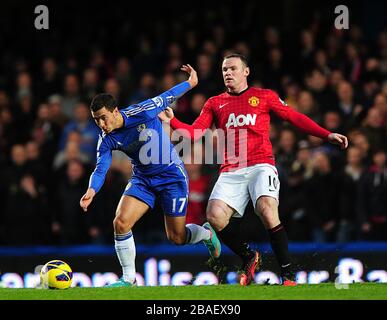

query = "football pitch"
[{"left": 0, "top": 283, "right": 386, "bottom": 300}]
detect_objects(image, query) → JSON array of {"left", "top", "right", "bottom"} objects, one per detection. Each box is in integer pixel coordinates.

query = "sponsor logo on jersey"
[
  {"left": 248, "top": 96, "right": 260, "bottom": 107},
  {"left": 219, "top": 102, "right": 229, "bottom": 109},
  {"left": 225, "top": 113, "right": 257, "bottom": 128}
]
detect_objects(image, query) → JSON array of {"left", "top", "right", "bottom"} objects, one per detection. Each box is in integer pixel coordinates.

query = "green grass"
[{"left": 0, "top": 283, "right": 386, "bottom": 300}]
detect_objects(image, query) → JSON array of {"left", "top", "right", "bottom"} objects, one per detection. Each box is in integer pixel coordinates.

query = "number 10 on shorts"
[{"left": 172, "top": 197, "right": 187, "bottom": 213}]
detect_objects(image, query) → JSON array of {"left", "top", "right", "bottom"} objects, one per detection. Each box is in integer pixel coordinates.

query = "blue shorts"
[{"left": 123, "top": 163, "right": 189, "bottom": 217}]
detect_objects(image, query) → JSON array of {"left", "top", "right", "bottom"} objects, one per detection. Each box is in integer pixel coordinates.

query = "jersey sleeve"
[
  {"left": 120, "top": 81, "right": 191, "bottom": 127},
  {"left": 88, "top": 135, "right": 112, "bottom": 193},
  {"left": 169, "top": 98, "right": 214, "bottom": 141},
  {"left": 267, "top": 90, "right": 331, "bottom": 140}
]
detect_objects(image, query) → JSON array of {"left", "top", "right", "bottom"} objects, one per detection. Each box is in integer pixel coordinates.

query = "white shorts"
[{"left": 209, "top": 164, "right": 280, "bottom": 217}]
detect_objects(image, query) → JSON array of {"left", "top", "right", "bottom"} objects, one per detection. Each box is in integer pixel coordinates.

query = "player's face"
[
  {"left": 222, "top": 57, "right": 249, "bottom": 91},
  {"left": 91, "top": 107, "right": 119, "bottom": 134}
]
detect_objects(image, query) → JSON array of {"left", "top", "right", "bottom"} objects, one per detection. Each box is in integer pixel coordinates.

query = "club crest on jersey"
[
  {"left": 248, "top": 96, "right": 260, "bottom": 107},
  {"left": 151, "top": 96, "right": 163, "bottom": 107},
  {"left": 137, "top": 124, "right": 147, "bottom": 132}
]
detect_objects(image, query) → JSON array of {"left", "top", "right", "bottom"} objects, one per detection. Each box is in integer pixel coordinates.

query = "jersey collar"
[{"left": 226, "top": 86, "right": 250, "bottom": 96}]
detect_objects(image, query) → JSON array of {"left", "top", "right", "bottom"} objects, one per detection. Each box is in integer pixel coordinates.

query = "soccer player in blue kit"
[{"left": 80, "top": 65, "right": 220, "bottom": 287}]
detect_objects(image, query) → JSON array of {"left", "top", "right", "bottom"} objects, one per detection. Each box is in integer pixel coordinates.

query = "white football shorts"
[{"left": 209, "top": 163, "right": 280, "bottom": 217}]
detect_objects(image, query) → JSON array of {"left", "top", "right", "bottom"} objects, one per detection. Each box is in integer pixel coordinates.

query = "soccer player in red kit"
[{"left": 159, "top": 55, "right": 348, "bottom": 286}]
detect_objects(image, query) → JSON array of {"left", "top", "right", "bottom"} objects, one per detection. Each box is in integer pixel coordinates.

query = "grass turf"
[{"left": 0, "top": 283, "right": 386, "bottom": 300}]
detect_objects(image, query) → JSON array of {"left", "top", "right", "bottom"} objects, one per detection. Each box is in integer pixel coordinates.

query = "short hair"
[
  {"left": 223, "top": 53, "right": 249, "bottom": 67},
  {"left": 90, "top": 93, "right": 117, "bottom": 112}
]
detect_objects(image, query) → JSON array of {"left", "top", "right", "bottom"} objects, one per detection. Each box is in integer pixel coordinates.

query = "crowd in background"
[{"left": 0, "top": 1, "right": 386, "bottom": 245}]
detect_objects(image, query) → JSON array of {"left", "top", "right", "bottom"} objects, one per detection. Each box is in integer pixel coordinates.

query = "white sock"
[
  {"left": 185, "top": 223, "right": 211, "bottom": 244},
  {"left": 114, "top": 231, "right": 136, "bottom": 283}
]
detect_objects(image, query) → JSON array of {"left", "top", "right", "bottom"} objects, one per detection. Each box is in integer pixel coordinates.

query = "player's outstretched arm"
[{"left": 80, "top": 188, "right": 96, "bottom": 212}]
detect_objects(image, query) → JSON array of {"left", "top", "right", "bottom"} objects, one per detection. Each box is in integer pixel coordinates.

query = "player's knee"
[
  {"left": 113, "top": 215, "right": 132, "bottom": 234},
  {"left": 206, "top": 209, "right": 227, "bottom": 231},
  {"left": 256, "top": 197, "right": 279, "bottom": 224},
  {"left": 167, "top": 232, "right": 185, "bottom": 245}
]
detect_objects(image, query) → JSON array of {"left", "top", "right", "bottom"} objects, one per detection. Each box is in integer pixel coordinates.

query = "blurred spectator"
[
  {"left": 0, "top": 107, "right": 18, "bottom": 156},
  {"left": 263, "top": 47, "right": 286, "bottom": 92},
  {"left": 337, "top": 146, "right": 365, "bottom": 242},
  {"left": 53, "top": 135, "right": 91, "bottom": 171},
  {"left": 129, "top": 73, "right": 157, "bottom": 104},
  {"left": 31, "top": 103, "right": 62, "bottom": 167},
  {"left": 335, "top": 80, "right": 364, "bottom": 130},
  {"left": 276, "top": 128, "right": 298, "bottom": 182},
  {"left": 373, "top": 93, "right": 387, "bottom": 122},
  {"left": 296, "top": 90, "right": 321, "bottom": 123},
  {"left": 2, "top": 174, "right": 50, "bottom": 245},
  {"left": 15, "top": 72, "right": 33, "bottom": 104},
  {"left": 351, "top": 131, "right": 372, "bottom": 166},
  {"left": 194, "top": 53, "right": 220, "bottom": 96},
  {"left": 345, "top": 43, "right": 362, "bottom": 83},
  {"left": 314, "top": 49, "right": 332, "bottom": 77},
  {"left": 62, "top": 74, "right": 81, "bottom": 119},
  {"left": 52, "top": 160, "right": 102, "bottom": 245},
  {"left": 58, "top": 101, "right": 100, "bottom": 161},
  {"left": 25, "top": 140, "right": 47, "bottom": 187},
  {"left": 361, "top": 107, "right": 386, "bottom": 152},
  {"left": 323, "top": 111, "right": 343, "bottom": 133},
  {"left": 48, "top": 94, "right": 69, "bottom": 129},
  {"left": 279, "top": 141, "right": 313, "bottom": 241},
  {"left": 115, "top": 57, "right": 134, "bottom": 104},
  {"left": 304, "top": 69, "right": 336, "bottom": 112},
  {"left": 358, "top": 150, "right": 387, "bottom": 240},
  {"left": 36, "top": 58, "right": 62, "bottom": 101},
  {"left": 104, "top": 78, "right": 125, "bottom": 106},
  {"left": 82, "top": 68, "right": 100, "bottom": 101},
  {"left": 304, "top": 152, "right": 341, "bottom": 242},
  {"left": 299, "top": 30, "right": 316, "bottom": 75}
]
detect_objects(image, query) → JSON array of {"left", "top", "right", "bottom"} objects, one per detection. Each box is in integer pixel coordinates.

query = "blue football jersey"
[{"left": 89, "top": 81, "right": 191, "bottom": 193}]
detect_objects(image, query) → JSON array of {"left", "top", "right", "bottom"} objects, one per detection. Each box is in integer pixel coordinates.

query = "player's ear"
[{"left": 244, "top": 66, "right": 250, "bottom": 77}]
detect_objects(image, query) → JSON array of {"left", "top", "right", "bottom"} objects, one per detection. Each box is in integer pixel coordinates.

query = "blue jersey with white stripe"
[{"left": 89, "top": 81, "right": 191, "bottom": 193}]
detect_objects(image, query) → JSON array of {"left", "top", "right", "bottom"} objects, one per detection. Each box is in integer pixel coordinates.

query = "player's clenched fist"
[{"left": 80, "top": 188, "right": 96, "bottom": 212}]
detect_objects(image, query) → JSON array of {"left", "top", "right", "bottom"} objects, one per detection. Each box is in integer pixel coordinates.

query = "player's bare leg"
[
  {"left": 114, "top": 195, "right": 150, "bottom": 234},
  {"left": 207, "top": 199, "right": 260, "bottom": 285},
  {"left": 255, "top": 196, "right": 296, "bottom": 286},
  {"left": 107, "top": 195, "right": 149, "bottom": 287},
  {"left": 164, "top": 216, "right": 188, "bottom": 245},
  {"left": 164, "top": 215, "right": 220, "bottom": 251}
]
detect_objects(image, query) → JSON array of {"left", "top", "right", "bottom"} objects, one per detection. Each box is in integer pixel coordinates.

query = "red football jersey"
[{"left": 171, "top": 87, "right": 331, "bottom": 172}]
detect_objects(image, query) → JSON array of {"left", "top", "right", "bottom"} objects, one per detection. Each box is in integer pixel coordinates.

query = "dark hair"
[
  {"left": 223, "top": 53, "right": 249, "bottom": 67},
  {"left": 90, "top": 93, "right": 117, "bottom": 112}
]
